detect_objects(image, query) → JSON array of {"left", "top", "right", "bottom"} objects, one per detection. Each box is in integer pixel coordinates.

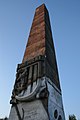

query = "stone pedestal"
[{"left": 9, "top": 100, "right": 49, "bottom": 120}]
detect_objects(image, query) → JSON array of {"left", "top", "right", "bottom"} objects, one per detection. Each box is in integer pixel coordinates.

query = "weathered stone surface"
[
  {"left": 46, "top": 77, "right": 65, "bottom": 120},
  {"left": 9, "top": 100, "right": 49, "bottom": 120},
  {"left": 22, "top": 4, "right": 46, "bottom": 62}
]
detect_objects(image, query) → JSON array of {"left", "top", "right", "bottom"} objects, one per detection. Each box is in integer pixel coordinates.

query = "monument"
[{"left": 9, "top": 4, "right": 65, "bottom": 120}]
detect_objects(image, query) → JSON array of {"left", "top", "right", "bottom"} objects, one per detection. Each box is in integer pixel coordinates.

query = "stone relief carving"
[
  {"left": 10, "top": 56, "right": 47, "bottom": 104},
  {"left": 15, "top": 78, "right": 48, "bottom": 101}
]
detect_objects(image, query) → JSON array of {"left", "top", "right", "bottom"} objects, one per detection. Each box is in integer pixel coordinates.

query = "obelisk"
[{"left": 9, "top": 4, "right": 65, "bottom": 120}]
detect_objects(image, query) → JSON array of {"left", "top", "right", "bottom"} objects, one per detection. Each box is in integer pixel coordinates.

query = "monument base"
[{"left": 9, "top": 100, "right": 49, "bottom": 120}]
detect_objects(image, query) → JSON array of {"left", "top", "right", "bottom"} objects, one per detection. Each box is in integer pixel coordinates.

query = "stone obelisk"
[{"left": 9, "top": 4, "right": 65, "bottom": 120}]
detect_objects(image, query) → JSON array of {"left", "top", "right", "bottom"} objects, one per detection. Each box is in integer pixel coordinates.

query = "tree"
[
  {"left": 69, "top": 114, "right": 77, "bottom": 120},
  {"left": 0, "top": 117, "right": 8, "bottom": 120},
  {"left": 4, "top": 117, "right": 8, "bottom": 120}
]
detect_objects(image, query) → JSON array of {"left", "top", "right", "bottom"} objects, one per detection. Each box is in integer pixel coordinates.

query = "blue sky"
[{"left": 0, "top": 0, "right": 80, "bottom": 119}]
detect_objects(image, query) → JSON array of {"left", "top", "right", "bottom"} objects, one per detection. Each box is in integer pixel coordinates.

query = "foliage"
[
  {"left": 0, "top": 117, "right": 8, "bottom": 120},
  {"left": 69, "top": 114, "right": 77, "bottom": 120}
]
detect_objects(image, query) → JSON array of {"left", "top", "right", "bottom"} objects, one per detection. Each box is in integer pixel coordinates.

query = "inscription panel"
[{"left": 23, "top": 100, "right": 49, "bottom": 120}]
